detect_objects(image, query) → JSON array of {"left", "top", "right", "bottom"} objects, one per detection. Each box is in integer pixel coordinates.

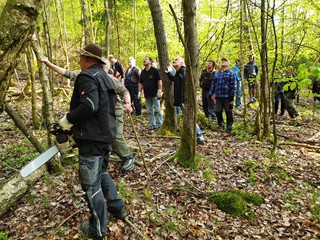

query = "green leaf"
[{"left": 298, "top": 78, "right": 312, "bottom": 89}]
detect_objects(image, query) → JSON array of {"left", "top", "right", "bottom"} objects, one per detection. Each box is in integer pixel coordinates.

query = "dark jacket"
[
  {"left": 113, "top": 60, "right": 125, "bottom": 78},
  {"left": 200, "top": 69, "right": 215, "bottom": 91},
  {"left": 124, "top": 66, "right": 141, "bottom": 85},
  {"left": 244, "top": 62, "right": 259, "bottom": 79},
  {"left": 67, "top": 64, "right": 117, "bottom": 143},
  {"left": 168, "top": 66, "right": 185, "bottom": 106}
]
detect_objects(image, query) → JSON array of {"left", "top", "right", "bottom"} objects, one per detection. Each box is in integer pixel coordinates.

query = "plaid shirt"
[{"left": 208, "top": 68, "right": 237, "bottom": 99}]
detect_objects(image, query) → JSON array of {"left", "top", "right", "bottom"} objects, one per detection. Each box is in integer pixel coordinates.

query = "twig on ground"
[
  {"left": 50, "top": 208, "right": 83, "bottom": 236},
  {"left": 278, "top": 142, "right": 320, "bottom": 150},
  {"left": 124, "top": 217, "right": 149, "bottom": 240},
  {"left": 128, "top": 115, "right": 151, "bottom": 177},
  {"left": 151, "top": 153, "right": 175, "bottom": 175},
  {"left": 165, "top": 163, "right": 206, "bottom": 195},
  {"left": 150, "top": 135, "right": 180, "bottom": 139}
]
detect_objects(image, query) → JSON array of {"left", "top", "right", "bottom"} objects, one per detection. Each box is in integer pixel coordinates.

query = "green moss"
[{"left": 209, "top": 189, "right": 264, "bottom": 219}]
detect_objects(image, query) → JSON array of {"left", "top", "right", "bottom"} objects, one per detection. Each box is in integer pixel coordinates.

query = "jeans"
[
  {"left": 145, "top": 97, "right": 163, "bottom": 128},
  {"left": 236, "top": 81, "right": 242, "bottom": 108},
  {"left": 201, "top": 90, "right": 216, "bottom": 119}
]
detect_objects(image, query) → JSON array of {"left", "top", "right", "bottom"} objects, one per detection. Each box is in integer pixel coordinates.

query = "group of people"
[{"left": 199, "top": 55, "right": 261, "bottom": 132}]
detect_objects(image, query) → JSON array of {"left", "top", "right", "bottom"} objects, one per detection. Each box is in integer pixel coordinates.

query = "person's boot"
[{"left": 110, "top": 207, "right": 127, "bottom": 220}]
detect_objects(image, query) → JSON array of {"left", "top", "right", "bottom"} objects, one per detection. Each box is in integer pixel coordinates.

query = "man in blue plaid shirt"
[{"left": 208, "top": 58, "right": 237, "bottom": 133}]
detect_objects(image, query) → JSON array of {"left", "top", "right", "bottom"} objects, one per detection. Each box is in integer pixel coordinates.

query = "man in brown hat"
[{"left": 58, "top": 43, "right": 124, "bottom": 239}]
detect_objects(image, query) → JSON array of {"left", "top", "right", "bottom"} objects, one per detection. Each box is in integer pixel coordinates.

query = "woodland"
[{"left": 0, "top": 0, "right": 320, "bottom": 239}]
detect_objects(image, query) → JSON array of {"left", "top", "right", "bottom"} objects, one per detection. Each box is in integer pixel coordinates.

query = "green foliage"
[
  {"left": 203, "top": 169, "right": 215, "bottom": 182},
  {"left": 209, "top": 189, "right": 264, "bottom": 219},
  {"left": 0, "top": 139, "right": 39, "bottom": 172},
  {"left": 0, "top": 231, "right": 9, "bottom": 240}
]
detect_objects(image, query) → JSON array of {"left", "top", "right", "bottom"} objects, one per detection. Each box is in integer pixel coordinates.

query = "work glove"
[
  {"left": 59, "top": 114, "right": 73, "bottom": 131},
  {"left": 165, "top": 66, "right": 173, "bottom": 73},
  {"left": 138, "top": 92, "right": 142, "bottom": 101},
  {"left": 157, "top": 90, "right": 162, "bottom": 100}
]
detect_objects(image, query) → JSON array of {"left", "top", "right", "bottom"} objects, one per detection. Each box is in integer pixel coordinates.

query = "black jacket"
[
  {"left": 67, "top": 64, "right": 117, "bottom": 143},
  {"left": 168, "top": 66, "right": 185, "bottom": 106}
]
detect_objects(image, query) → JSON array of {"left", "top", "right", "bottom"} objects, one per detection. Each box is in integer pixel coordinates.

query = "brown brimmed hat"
[{"left": 76, "top": 43, "right": 105, "bottom": 64}]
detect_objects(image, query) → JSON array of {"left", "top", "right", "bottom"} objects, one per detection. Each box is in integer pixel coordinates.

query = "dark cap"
[{"left": 76, "top": 43, "right": 105, "bottom": 63}]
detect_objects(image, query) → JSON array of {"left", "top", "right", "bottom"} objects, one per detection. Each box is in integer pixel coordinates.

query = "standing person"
[
  {"left": 58, "top": 43, "right": 125, "bottom": 239},
  {"left": 41, "top": 56, "right": 135, "bottom": 171},
  {"left": 274, "top": 68, "right": 286, "bottom": 115},
  {"left": 244, "top": 55, "right": 259, "bottom": 102},
  {"left": 124, "top": 57, "right": 142, "bottom": 116},
  {"left": 232, "top": 59, "right": 243, "bottom": 110},
  {"left": 199, "top": 60, "right": 217, "bottom": 120},
  {"left": 282, "top": 66, "right": 299, "bottom": 118},
  {"left": 108, "top": 55, "right": 125, "bottom": 81},
  {"left": 138, "top": 56, "right": 163, "bottom": 130},
  {"left": 167, "top": 56, "right": 205, "bottom": 144},
  {"left": 208, "top": 58, "right": 237, "bottom": 133}
]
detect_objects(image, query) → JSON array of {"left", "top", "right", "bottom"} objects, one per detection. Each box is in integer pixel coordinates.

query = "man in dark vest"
[
  {"left": 59, "top": 43, "right": 125, "bottom": 239},
  {"left": 124, "top": 57, "right": 142, "bottom": 116}
]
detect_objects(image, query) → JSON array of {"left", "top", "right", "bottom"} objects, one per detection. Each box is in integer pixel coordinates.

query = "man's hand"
[
  {"left": 123, "top": 102, "right": 133, "bottom": 114},
  {"left": 59, "top": 115, "right": 73, "bottom": 131},
  {"left": 41, "top": 56, "right": 50, "bottom": 65},
  {"left": 210, "top": 95, "right": 215, "bottom": 101},
  {"left": 157, "top": 89, "right": 162, "bottom": 100}
]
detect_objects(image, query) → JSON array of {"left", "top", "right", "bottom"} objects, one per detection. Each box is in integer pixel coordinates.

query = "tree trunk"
[
  {"left": 177, "top": 0, "right": 198, "bottom": 166},
  {"left": 0, "top": 0, "right": 41, "bottom": 108},
  {"left": 104, "top": 0, "right": 111, "bottom": 55},
  {"left": 0, "top": 164, "right": 47, "bottom": 217},
  {"left": 79, "top": 0, "right": 91, "bottom": 45},
  {"left": 148, "top": 0, "right": 176, "bottom": 133},
  {"left": 217, "top": 0, "right": 230, "bottom": 59},
  {"left": 31, "top": 35, "right": 55, "bottom": 142},
  {"left": 260, "top": 0, "right": 270, "bottom": 138}
]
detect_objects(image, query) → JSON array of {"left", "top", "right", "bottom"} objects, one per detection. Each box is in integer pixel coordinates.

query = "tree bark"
[
  {"left": 104, "top": 0, "right": 111, "bottom": 55},
  {"left": 0, "top": 164, "right": 47, "bottom": 217},
  {"left": 177, "top": 0, "right": 198, "bottom": 166},
  {"left": 260, "top": 0, "right": 270, "bottom": 138},
  {"left": 148, "top": 0, "right": 177, "bottom": 132},
  {"left": 0, "top": 0, "right": 42, "bottom": 108}
]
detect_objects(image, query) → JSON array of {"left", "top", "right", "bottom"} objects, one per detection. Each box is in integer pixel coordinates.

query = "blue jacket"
[
  {"left": 232, "top": 64, "right": 242, "bottom": 82},
  {"left": 208, "top": 68, "right": 237, "bottom": 99}
]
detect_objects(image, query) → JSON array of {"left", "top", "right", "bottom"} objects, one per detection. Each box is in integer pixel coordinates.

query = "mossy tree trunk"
[
  {"left": 176, "top": 0, "right": 198, "bottom": 166},
  {"left": 31, "top": 34, "right": 55, "bottom": 144},
  {"left": 148, "top": 0, "right": 176, "bottom": 132},
  {"left": 0, "top": 0, "right": 41, "bottom": 109}
]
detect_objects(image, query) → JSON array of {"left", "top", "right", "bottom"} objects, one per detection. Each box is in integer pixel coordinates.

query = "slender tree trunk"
[
  {"left": 113, "top": 0, "right": 121, "bottom": 56},
  {"left": 25, "top": 46, "right": 40, "bottom": 128},
  {"left": 133, "top": 0, "right": 137, "bottom": 58},
  {"left": 260, "top": 0, "right": 270, "bottom": 138},
  {"left": 148, "top": 0, "right": 176, "bottom": 133},
  {"left": 104, "top": 0, "right": 111, "bottom": 55},
  {"left": 0, "top": 0, "right": 41, "bottom": 107},
  {"left": 31, "top": 35, "right": 55, "bottom": 142},
  {"left": 79, "top": 0, "right": 91, "bottom": 45},
  {"left": 177, "top": 0, "right": 198, "bottom": 166},
  {"left": 217, "top": 0, "right": 230, "bottom": 59}
]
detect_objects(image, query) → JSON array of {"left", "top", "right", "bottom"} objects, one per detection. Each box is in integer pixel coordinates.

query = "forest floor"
[{"left": 0, "top": 83, "right": 320, "bottom": 239}]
